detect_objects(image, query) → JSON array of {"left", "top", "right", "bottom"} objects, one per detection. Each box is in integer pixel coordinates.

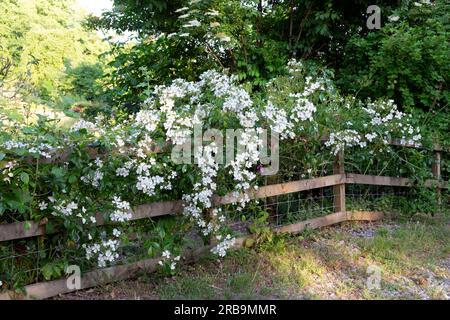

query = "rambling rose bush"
[{"left": 0, "top": 60, "right": 423, "bottom": 289}]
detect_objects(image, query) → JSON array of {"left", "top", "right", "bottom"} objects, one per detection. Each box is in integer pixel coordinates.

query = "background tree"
[
  {"left": 0, "top": 0, "right": 108, "bottom": 102},
  {"left": 88, "top": 0, "right": 406, "bottom": 108}
]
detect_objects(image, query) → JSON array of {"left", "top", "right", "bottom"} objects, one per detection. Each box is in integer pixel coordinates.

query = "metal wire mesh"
[
  {"left": 441, "top": 152, "right": 450, "bottom": 182},
  {"left": 265, "top": 187, "right": 336, "bottom": 227},
  {"left": 221, "top": 186, "right": 336, "bottom": 236},
  {"left": 346, "top": 184, "right": 442, "bottom": 216}
]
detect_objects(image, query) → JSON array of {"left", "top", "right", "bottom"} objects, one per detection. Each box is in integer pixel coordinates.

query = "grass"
[{"left": 55, "top": 217, "right": 450, "bottom": 300}]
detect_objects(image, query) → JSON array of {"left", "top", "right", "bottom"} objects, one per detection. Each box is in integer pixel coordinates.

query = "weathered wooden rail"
[{"left": 0, "top": 142, "right": 448, "bottom": 299}]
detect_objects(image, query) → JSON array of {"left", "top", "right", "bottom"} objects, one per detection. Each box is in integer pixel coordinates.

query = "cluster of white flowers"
[
  {"left": 364, "top": 100, "right": 421, "bottom": 146},
  {"left": 116, "top": 159, "right": 136, "bottom": 177},
  {"left": 2, "top": 140, "right": 27, "bottom": 150},
  {"left": 52, "top": 200, "right": 79, "bottom": 217},
  {"left": 388, "top": 15, "right": 400, "bottom": 22},
  {"left": 414, "top": 0, "right": 432, "bottom": 7},
  {"left": 135, "top": 110, "right": 160, "bottom": 133},
  {"left": 287, "top": 59, "right": 303, "bottom": 73},
  {"left": 137, "top": 175, "right": 171, "bottom": 197},
  {"left": 83, "top": 238, "right": 120, "bottom": 268},
  {"left": 263, "top": 101, "right": 295, "bottom": 140},
  {"left": 325, "top": 130, "right": 365, "bottom": 155},
  {"left": 2, "top": 140, "right": 57, "bottom": 159},
  {"left": 158, "top": 250, "right": 181, "bottom": 271},
  {"left": 110, "top": 196, "right": 132, "bottom": 223},
  {"left": 183, "top": 144, "right": 220, "bottom": 236},
  {"left": 183, "top": 19, "right": 201, "bottom": 28},
  {"left": 81, "top": 158, "right": 104, "bottom": 188},
  {"left": 228, "top": 129, "right": 263, "bottom": 200},
  {"left": 116, "top": 158, "right": 177, "bottom": 196},
  {"left": 28, "top": 143, "right": 56, "bottom": 159},
  {"left": 325, "top": 100, "right": 421, "bottom": 155},
  {"left": 133, "top": 159, "right": 175, "bottom": 197},
  {"left": 262, "top": 60, "right": 324, "bottom": 140},
  {"left": 211, "top": 234, "right": 235, "bottom": 257},
  {"left": 303, "top": 76, "right": 324, "bottom": 97},
  {"left": 290, "top": 96, "right": 317, "bottom": 123},
  {"left": 50, "top": 199, "right": 99, "bottom": 225},
  {"left": 70, "top": 119, "right": 98, "bottom": 133},
  {"left": 173, "top": 0, "right": 233, "bottom": 47},
  {"left": 1, "top": 161, "right": 16, "bottom": 184}
]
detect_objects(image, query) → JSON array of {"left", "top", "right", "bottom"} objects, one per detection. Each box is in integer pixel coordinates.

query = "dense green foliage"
[
  {"left": 337, "top": 0, "right": 450, "bottom": 111},
  {"left": 89, "top": 0, "right": 402, "bottom": 107}
]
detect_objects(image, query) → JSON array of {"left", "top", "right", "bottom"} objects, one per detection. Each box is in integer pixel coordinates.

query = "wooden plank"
[
  {"left": 0, "top": 241, "right": 233, "bottom": 300},
  {"left": 0, "top": 174, "right": 346, "bottom": 242},
  {"left": 2, "top": 172, "right": 447, "bottom": 242},
  {"left": 275, "top": 210, "right": 384, "bottom": 235},
  {"left": 130, "top": 200, "right": 184, "bottom": 220},
  {"left": 0, "top": 259, "right": 155, "bottom": 300},
  {"left": 346, "top": 173, "right": 413, "bottom": 187},
  {"left": 346, "top": 173, "right": 448, "bottom": 189},
  {"left": 0, "top": 220, "right": 47, "bottom": 242},
  {"left": 274, "top": 211, "right": 348, "bottom": 234},
  {"left": 347, "top": 211, "right": 384, "bottom": 221},
  {"left": 213, "top": 174, "right": 345, "bottom": 206},
  {"left": 388, "top": 139, "right": 446, "bottom": 153},
  {"left": 432, "top": 151, "right": 442, "bottom": 179}
]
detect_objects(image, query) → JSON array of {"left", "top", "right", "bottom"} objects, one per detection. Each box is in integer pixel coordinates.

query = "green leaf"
[
  {"left": 24, "top": 221, "right": 31, "bottom": 231},
  {"left": 68, "top": 175, "right": 77, "bottom": 184},
  {"left": 20, "top": 172, "right": 30, "bottom": 184},
  {"left": 41, "top": 264, "right": 54, "bottom": 281},
  {"left": 51, "top": 167, "right": 65, "bottom": 179}
]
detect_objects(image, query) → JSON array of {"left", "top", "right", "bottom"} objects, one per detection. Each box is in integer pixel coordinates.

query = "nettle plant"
[{"left": 0, "top": 60, "right": 421, "bottom": 284}]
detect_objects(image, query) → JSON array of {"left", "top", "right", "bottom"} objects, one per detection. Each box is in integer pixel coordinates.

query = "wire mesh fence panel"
[
  {"left": 0, "top": 237, "right": 78, "bottom": 289},
  {"left": 443, "top": 189, "right": 450, "bottom": 211},
  {"left": 441, "top": 152, "right": 450, "bottom": 182},
  {"left": 346, "top": 184, "right": 441, "bottom": 216},
  {"left": 265, "top": 187, "right": 336, "bottom": 227},
  {"left": 221, "top": 186, "right": 336, "bottom": 233}
]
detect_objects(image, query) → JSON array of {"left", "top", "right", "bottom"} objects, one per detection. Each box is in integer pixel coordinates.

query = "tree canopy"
[{"left": 0, "top": 0, "right": 107, "bottom": 100}]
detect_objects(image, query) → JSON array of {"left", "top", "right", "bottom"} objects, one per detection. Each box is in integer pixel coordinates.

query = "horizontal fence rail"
[{"left": 0, "top": 173, "right": 448, "bottom": 242}]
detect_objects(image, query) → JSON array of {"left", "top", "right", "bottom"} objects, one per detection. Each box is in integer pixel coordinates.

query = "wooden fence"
[{"left": 0, "top": 142, "right": 448, "bottom": 299}]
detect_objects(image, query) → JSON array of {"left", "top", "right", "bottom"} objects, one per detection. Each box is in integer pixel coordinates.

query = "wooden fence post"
[
  {"left": 432, "top": 146, "right": 442, "bottom": 215},
  {"left": 207, "top": 208, "right": 218, "bottom": 246},
  {"left": 333, "top": 150, "right": 346, "bottom": 215}
]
